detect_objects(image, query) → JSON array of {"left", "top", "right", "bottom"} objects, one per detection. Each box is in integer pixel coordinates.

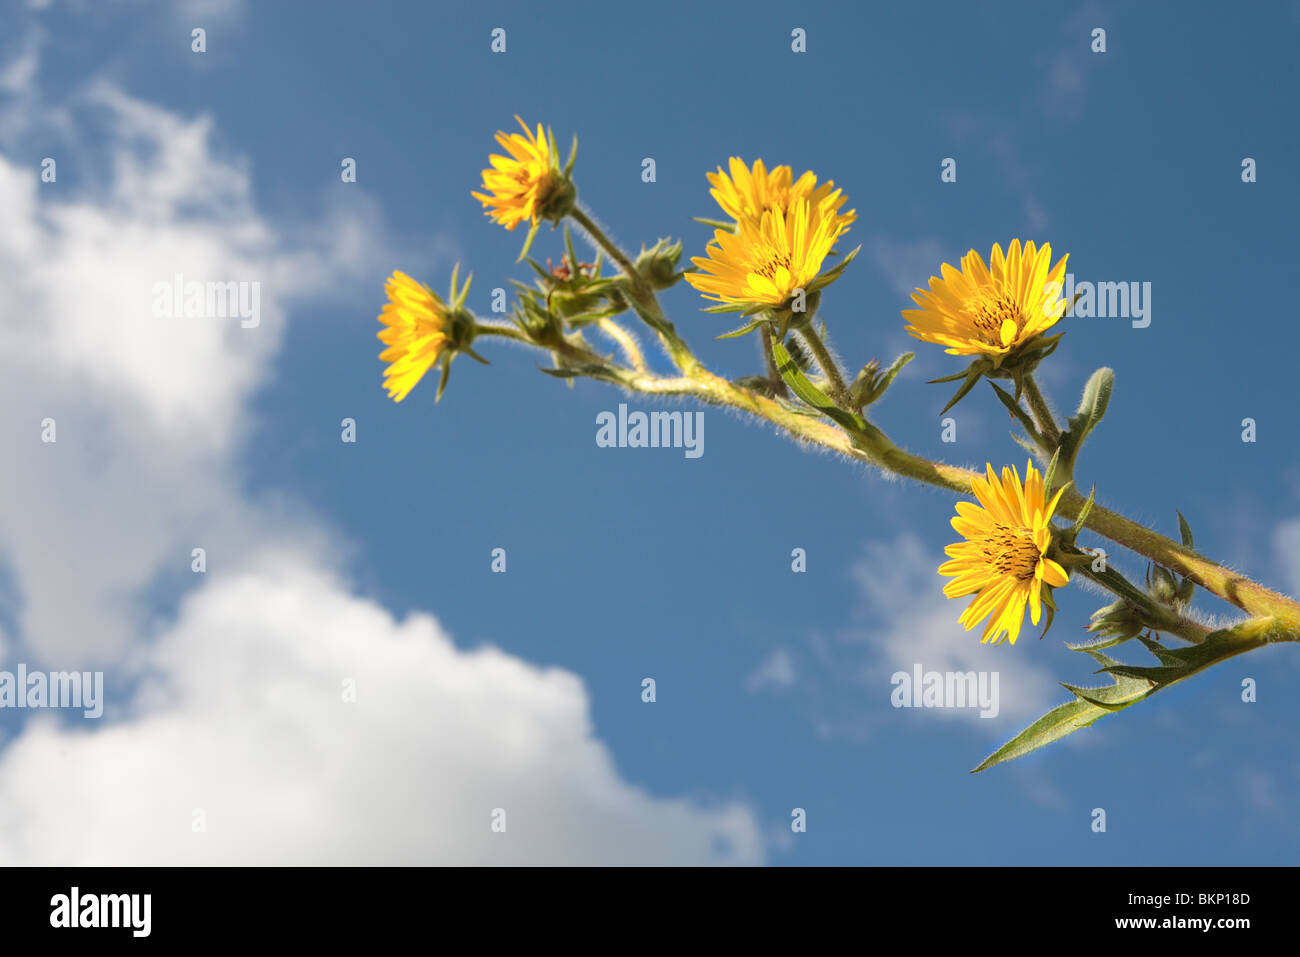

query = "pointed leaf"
[
  {"left": 989, "top": 382, "right": 1044, "bottom": 446},
  {"left": 972, "top": 698, "right": 1108, "bottom": 772},
  {"left": 771, "top": 338, "right": 866, "bottom": 431},
  {"left": 939, "top": 371, "right": 981, "bottom": 415}
]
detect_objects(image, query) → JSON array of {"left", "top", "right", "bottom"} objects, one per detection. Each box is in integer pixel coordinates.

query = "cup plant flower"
[{"left": 374, "top": 118, "right": 1300, "bottom": 771}]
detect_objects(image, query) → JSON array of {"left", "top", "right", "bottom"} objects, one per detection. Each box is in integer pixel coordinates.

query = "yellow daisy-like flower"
[
  {"left": 707, "top": 157, "right": 856, "bottom": 234},
  {"left": 685, "top": 198, "right": 846, "bottom": 307},
  {"left": 472, "top": 116, "right": 559, "bottom": 231},
  {"left": 938, "top": 461, "right": 1070, "bottom": 645},
  {"left": 902, "top": 240, "right": 1069, "bottom": 365},
  {"left": 377, "top": 271, "right": 452, "bottom": 403}
]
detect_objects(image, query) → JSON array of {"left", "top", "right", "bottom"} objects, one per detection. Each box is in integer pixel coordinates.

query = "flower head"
[
  {"left": 685, "top": 198, "right": 848, "bottom": 310},
  {"left": 472, "top": 116, "right": 573, "bottom": 233},
  {"left": 707, "top": 157, "right": 855, "bottom": 235},
  {"left": 377, "top": 269, "right": 475, "bottom": 403},
  {"left": 903, "top": 240, "right": 1068, "bottom": 365},
  {"left": 938, "top": 461, "right": 1070, "bottom": 645}
]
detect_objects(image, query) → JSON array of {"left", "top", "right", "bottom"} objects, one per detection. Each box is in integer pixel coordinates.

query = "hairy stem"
[
  {"left": 762, "top": 327, "right": 789, "bottom": 398},
  {"left": 596, "top": 318, "right": 646, "bottom": 371},
  {"left": 1022, "top": 374, "right": 1061, "bottom": 446},
  {"left": 795, "top": 319, "right": 854, "bottom": 409}
]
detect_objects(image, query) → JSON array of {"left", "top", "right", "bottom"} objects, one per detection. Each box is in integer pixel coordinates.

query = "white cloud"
[
  {"left": 0, "top": 554, "right": 759, "bottom": 865},
  {"left": 0, "top": 74, "right": 408, "bottom": 664},
  {"left": 746, "top": 649, "right": 796, "bottom": 693},
  {"left": 0, "top": 38, "right": 761, "bottom": 864}
]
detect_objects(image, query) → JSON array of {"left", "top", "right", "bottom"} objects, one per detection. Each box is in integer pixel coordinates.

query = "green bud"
[
  {"left": 634, "top": 238, "right": 683, "bottom": 290},
  {"left": 1146, "top": 563, "right": 1180, "bottom": 606}
]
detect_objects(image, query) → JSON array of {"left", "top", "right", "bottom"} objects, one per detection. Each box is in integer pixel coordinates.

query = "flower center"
[
  {"left": 978, "top": 525, "right": 1041, "bottom": 581},
  {"left": 752, "top": 244, "right": 793, "bottom": 281},
  {"left": 965, "top": 288, "right": 1027, "bottom": 345}
]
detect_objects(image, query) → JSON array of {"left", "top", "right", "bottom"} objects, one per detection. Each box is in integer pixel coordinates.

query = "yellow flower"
[
  {"left": 902, "top": 240, "right": 1069, "bottom": 365},
  {"left": 377, "top": 271, "right": 453, "bottom": 403},
  {"left": 938, "top": 461, "right": 1070, "bottom": 645},
  {"left": 707, "top": 157, "right": 856, "bottom": 234},
  {"left": 685, "top": 198, "right": 847, "bottom": 308},
  {"left": 472, "top": 116, "right": 561, "bottom": 232}
]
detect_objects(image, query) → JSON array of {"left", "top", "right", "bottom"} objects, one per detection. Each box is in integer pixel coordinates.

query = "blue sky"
[{"left": 1, "top": 0, "right": 1298, "bottom": 864}]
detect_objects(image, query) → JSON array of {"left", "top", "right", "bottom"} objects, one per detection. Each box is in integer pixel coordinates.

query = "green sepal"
[
  {"left": 563, "top": 132, "right": 578, "bottom": 178},
  {"left": 715, "top": 316, "right": 768, "bottom": 340},
  {"left": 701, "top": 300, "right": 759, "bottom": 315},
  {"left": 808, "top": 244, "right": 861, "bottom": 291},
  {"left": 516, "top": 221, "right": 542, "bottom": 263},
  {"left": 434, "top": 358, "right": 453, "bottom": 402},
  {"left": 989, "top": 381, "right": 1045, "bottom": 449},
  {"left": 691, "top": 216, "right": 736, "bottom": 231},
  {"left": 938, "top": 369, "right": 983, "bottom": 415}
]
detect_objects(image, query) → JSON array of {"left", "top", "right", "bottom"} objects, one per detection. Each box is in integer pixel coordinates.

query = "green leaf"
[
  {"left": 976, "top": 619, "right": 1292, "bottom": 772},
  {"left": 537, "top": 362, "right": 609, "bottom": 380},
  {"left": 1042, "top": 448, "right": 1063, "bottom": 495},
  {"left": 1177, "top": 511, "right": 1194, "bottom": 549},
  {"left": 1061, "top": 665, "right": 1154, "bottom": 712},
  {"left": 1134, "top": 633, "right": 1186, "bottom": 667},
  {"left": 1069, "top": 484, "right": 1096, "bottom": 535},
  {"left": 1057, "top": 367, "right": 1114, "bottom": 472},
  {"left": 973, "top": 650, "right": 1148, "bottom": 771},
  {"left": 874, "top": 352, "right": 913, "bottom": 390},
  {"left": 774, "top": 397, "right": 824, "bottom": 418},
  {"left": 972, "top": 698, "right": 1109, "bottom": 772},
  {"left": 771, "top": 337, "right": 866, "bottom": 431},
  {"left": 1065, "top": 632, "right": 1136, "bottom": 653},
  {"left": 1101, "top": 622, "right": 1284, "bottom": 690}
]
